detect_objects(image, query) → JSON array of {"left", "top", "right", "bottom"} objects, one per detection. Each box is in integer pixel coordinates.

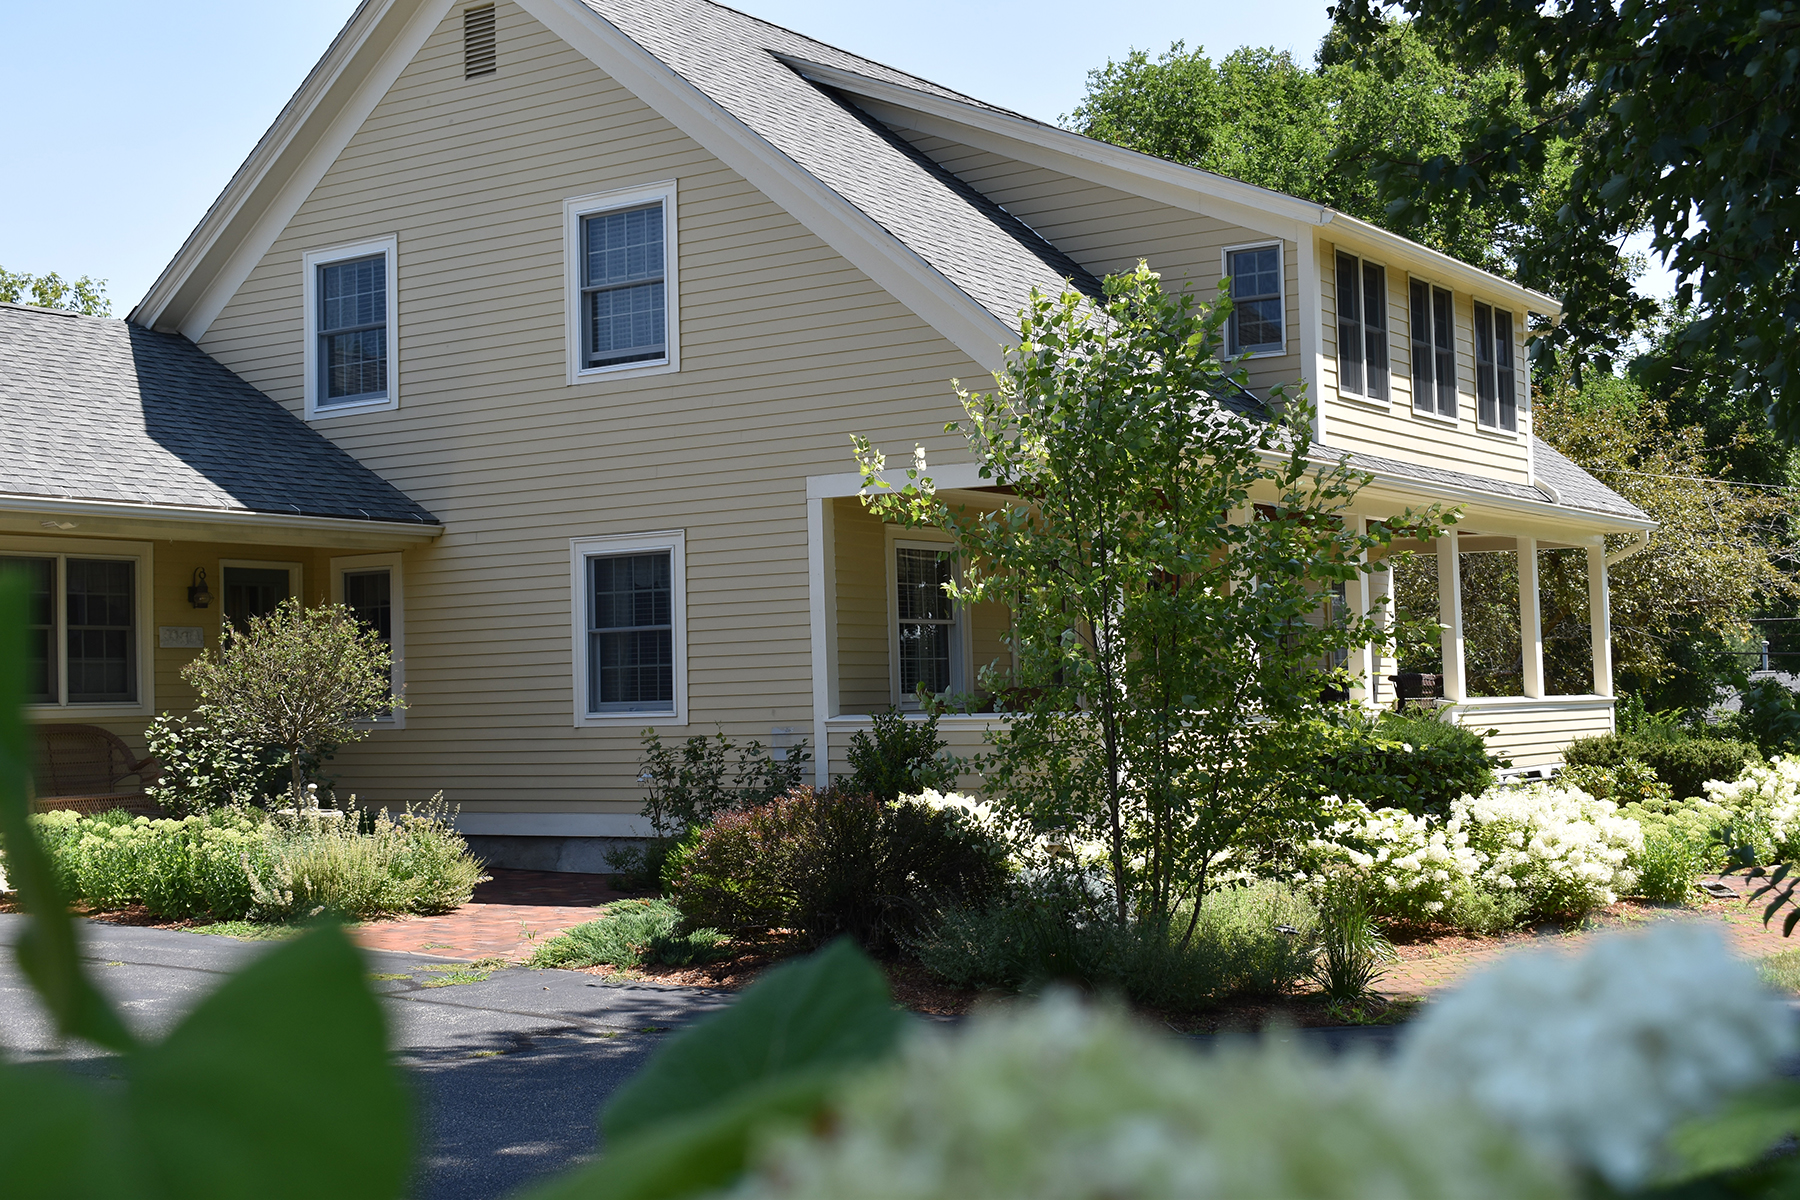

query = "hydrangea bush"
[
  {"left": 1454, "top": 782, "right": 1642, "bottom": 917},
  {"left": 1302, "top": 797, "right": 1481, "bottom": 922},
  {"left": 1704, "top": 754, "right": 1800, "bottom": 864}
]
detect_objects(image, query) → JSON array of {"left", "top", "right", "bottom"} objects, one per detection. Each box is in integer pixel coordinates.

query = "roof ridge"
[{"left": 0, "top": 301, "right": 115, "bottom": 323}]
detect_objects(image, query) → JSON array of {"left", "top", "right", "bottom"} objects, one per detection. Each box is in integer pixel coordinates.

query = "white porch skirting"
[
  {"left": 453, "top": 811, "right": 655, "bottom": 838},
  {"left": 1438, "top": 695, "right": 1616, "bottom": 770},
  {"left": 822, "top": 714, "right": 1005, "bottom": 789}
]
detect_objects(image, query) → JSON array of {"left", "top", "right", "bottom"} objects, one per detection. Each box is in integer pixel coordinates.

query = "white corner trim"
[
  {"left": 516, "top": 0, "right": 1015, "bottom": 371},
  {"left": 330, "top": 550, "right": 407, "bottom": 729},
  {"left": 570, "top": 529, "right": 688, "bottom": 727},
  {"left": 563, "top": 179, "right": 681, "bottom": 385},
  {"left": 302, "top": 235, "right": 400, "bottom": 419},
  {"left": 144, "top": 0, "right": 454, "bottom": 338},
  {"left": 453, "top": 811, "right": 657, "bottom": 838},
  {"left": 1297, "top": 232, "right": 1323, "bottom": 444}
]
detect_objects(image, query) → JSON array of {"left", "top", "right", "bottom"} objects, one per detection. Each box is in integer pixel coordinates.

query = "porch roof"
[{"left": 0, "top": 303, "right": 438, "bottom": 529}]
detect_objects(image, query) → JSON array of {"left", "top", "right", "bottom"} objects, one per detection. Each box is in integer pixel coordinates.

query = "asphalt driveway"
[{"left": 0, "top": 914, "right": 732, "bottom": 1200}]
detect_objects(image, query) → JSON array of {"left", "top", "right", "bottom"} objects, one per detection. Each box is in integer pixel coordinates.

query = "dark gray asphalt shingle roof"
[
  {"left": 1314, "top": 437, "right": 1649, "bottom": 523},
  {"left": 1531, "top": 438, "right": 1650, "bottom": 521},
  {"left": 0, "top": 304, "right": 437, "bottom": 525}
]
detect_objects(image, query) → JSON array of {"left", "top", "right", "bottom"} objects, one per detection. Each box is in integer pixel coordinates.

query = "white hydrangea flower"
[
  {"left": 734, "top": 993, "right": 1568, "bottom": 1200},
  {"left": 1307, "top": 800, "right": 1482, "bottom": 923},
  {"left": 1396, "top": 922, "right": 1795, "bottom": 1187},
  {"left": 1454, "top": 782, "right": 1641, "bottom": 915},
  {"left": 1705, "top": 756, "right": 1800, "bottom": 859}
]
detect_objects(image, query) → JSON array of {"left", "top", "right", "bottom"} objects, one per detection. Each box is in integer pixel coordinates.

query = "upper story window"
[
  {"left": 0, "top": 537, "right": 153, "bottom": 714},
  {"left": 1409, "top": 279, "right": 1457, "bottom": 419},
  {"left": 571, "top": 531, "right": 687, "bottom": 725},
  {"left": 302, "top": 236, "right": 399, "bottom": 419},
  {"left": 1224, "top": 243, "right": 1284, "bottom": 357},
  {"left": 1335, "top": 251, "right": 1389, "bottom": 402},
  {"left": 564, "top": 181, "right": 680, "bottom": 384},
  {"left": 1473, "top": 301, "right": 1518, "bottom": 432}
]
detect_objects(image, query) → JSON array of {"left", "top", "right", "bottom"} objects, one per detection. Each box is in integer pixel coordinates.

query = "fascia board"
[
  {"left": 794, "top": 58, "right": 1563, "bottom": 319},
  {"left": 0, "top": 494, "right": 443, "bottom": 543},
  {"left": 519, "top": 0, "right": 1014, "bottom": 371},
  {"left": 137, "top": 0, "right": 453, "bottom": 340}
]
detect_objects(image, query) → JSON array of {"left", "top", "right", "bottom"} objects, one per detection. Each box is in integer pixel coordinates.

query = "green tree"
[
  {"left": 1333, "top": 0, "right": 1800, "bottom": 429},
  {"left": 854, "top": 265, "right": 1442, "bottom": 933},
  {"left": 182, "top": 598, "right": 400, "bottom": 807},
  {"left": 0, "top": 267, "right": 111, "bottom": 316}
]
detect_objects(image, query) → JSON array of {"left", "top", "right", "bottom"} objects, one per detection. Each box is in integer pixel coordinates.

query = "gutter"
[{"left": 0, "top": 493, "right": 443, "bottom": 541}]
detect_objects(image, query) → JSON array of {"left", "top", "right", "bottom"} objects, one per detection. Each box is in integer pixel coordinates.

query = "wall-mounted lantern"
[{"left": 187, "top": 568, "right": 213, "bottom": 609}]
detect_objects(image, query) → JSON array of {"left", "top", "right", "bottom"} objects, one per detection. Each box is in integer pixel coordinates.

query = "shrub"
[
  {"left": 528, "top": 899, "right": 728, "bottom": 970},
  {"left": 843, "top": 710, "right": 956, "bottom": 800},
  {"left": 5, "top": 798, "right": 486, "bottom": 922},
  {"left": 665, "top": 787, "right": 1008, "bottom": 955},
  {"left": 1454, "top": 782, "right": 1642, "bottom": 918},
  {"left": 1631, "top": 821, "right": 1712, "bottom": 904},
  {"left": 913, "top": 879, "right": 1317, "bottom": 1011},
  {"left": 1731, "top": 677, "right": 1800, "bottom": 756},
  {"left": 1562, "top": 733, "right": 1757, "bottom": 802},
  {"left": 1289, "top": 711, "right": 1503, "bottom": 818},
  {"left": 1300, "top": 799, "right": 1482, "bottom": 925},
  {"left": 1558, "top": 757, "right": 1673, "bottom": 808},
  {"left": 144, "top": 711, "right": 288, "bottom": 815},
  {"left": 1703, "top": 755, "right": 1800, "bottom": 865},
  {"left": 1311, "top": 888, "right": 1394, "bottom": 1002}
]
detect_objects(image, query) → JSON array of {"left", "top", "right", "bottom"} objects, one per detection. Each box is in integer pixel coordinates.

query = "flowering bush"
[
  {"left": 721, "top": 924, "right": 1791, "bottom": 1199},
  {"left": 1703, "top": 754, "right": 1800, "bottom": 864},
  {"left": 1302, "top": 797, "right": 1482, "bottom": 923},
  {"left": 1454, "top": 782, "right": 1642, "bottom": 917}
]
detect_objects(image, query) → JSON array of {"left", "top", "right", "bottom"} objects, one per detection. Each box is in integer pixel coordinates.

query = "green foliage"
[
  {"left": 855, "top": 266, "right": 1443, "bottom": 929},
  {"left": 914, "top": 879, "right": 1317, "bottom": 1011},
  {"left": 0, "top": 574, "right": 413, "bottom": 1198},
  {"left": 665, "top": 788, "right": 1009, "bottom": 955},
  {"left": 528, "top": 899, "right": 729, "bottom": 970},
  {"left": 843, "top": 709, "right": 955, "bottom": 800},
  {"left": 1631, "top": 819, "right": 1714, "bottom": 905},
  {"left": 182, "top": 598, "right": 399, "bottom": 807},
  {"left": 612, "top": 727, "right": 812, "bottom": 889},
  {"left": 1336, "top": 0, "right": 1800, "bottom": 419},
  {"left": 1291, "top": 710, "right": 1503, "bottom": 817},
  {"left": 1563, "top": 733, "right": 1757, "bottom": 802},
  {"left": 1732, "top": 679, "right": 1800, "bottom": 757},
  {"left": 1311, "top": 888, "right": 1395, "bottom": 1002},
  {"left": 144, "top": 711, "right": 288, "bottom": 815},
  {"left": 7, "top": 799, "right": 485, "bottom": 923},
  {"left": 526, "top": 940, "right": 905, "bottom": 1200},
  {"left": 0, "top": 266, "right": 111, "bottom": 316},
  {"left": 1559, "top": 758, "right": 1674, "bottom": 809}
]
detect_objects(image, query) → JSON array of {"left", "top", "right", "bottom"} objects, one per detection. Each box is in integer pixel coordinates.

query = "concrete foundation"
[{"left": 462, "top": 834, "right": 644, "bottom": 875}]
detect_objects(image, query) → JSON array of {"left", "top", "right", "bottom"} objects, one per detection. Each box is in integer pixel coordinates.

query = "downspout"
[{"left": 1605, "top": 531, "right": 1651, "bottom": 567}]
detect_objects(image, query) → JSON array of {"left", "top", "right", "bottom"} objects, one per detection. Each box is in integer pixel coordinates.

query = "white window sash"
[
  {"left": 569, "top": 530, "right": 688, "bottom": 727},
  {"left": 302, "top": 235, "right": 399, "bottom": 420},
  {"left": 0, "top": 535, "right": 154, "bottom": 717},
  {"left": 564, "top": 181, "right": 681, "bottom": 385},
  {"left": 330, "top": 552, "right": 406, "bottom": 729}
]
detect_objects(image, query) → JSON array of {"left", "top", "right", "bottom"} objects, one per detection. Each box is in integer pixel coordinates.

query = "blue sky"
[{"left": 3, "top": 1, "right": 1668, "bottom": 313}]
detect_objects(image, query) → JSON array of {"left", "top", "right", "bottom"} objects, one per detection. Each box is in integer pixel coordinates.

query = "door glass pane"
[
  {"left": 66, "top": 558, "right": 134, "bottom": 703},
  {"left": 224, "top": 567, "right": 291, "bottom": 629},
  {"left": 587, "top": 552, "right": 674, "bottom": 712},
  {"left": 0, "top": 556, "right": 56, "bottom": 702},
  {"left": 897, "top": 547, "right": 954, "bottom": 696},
  {"left": 342, "top": 569, "right": 392, "bottom": 644}
]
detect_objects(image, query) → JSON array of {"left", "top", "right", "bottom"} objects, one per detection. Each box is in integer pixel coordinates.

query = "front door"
[{"left": 223, "top": 566, "right": 291, "bottom": 629}]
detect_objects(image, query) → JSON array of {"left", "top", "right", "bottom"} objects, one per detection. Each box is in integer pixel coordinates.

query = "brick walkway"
[
  {"left": 1379, "top": 874, "right": 1800, "bottom": 1000},
  {"left": 352, "top": 868, "right": 624, "bottom": 962}
]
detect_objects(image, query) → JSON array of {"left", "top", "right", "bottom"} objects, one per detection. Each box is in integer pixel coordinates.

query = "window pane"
[
  {"left": 586, "top": 281, "right": 666, "bottom": 366},
  {"left": 319, "top": 255, "right": 386, "bottom": 332},
  {"left": 343, "top": 569, "right": 392, "bottom": 644},
  {"left": 1495, "top": 310, "right": 1517, "bottom": 431},
  {"left": 1363, "top": 263, "right": 1389, "bottom": 401},
  {"left": 585, "top": 204, "right": 664, "bottom": 287},
  {"left": 318, "top": 254, "right": 387, "bottom": 404},
  {"left": 0, "top": 556, "right": 56, "bottom": 702},
  {"left": 1409, "top": 279, "right": 1433, "bottom": 413},
  {"left": 590, "top": 553, "right": 672, "bottom": 631},
  {"left": 1432, "top": 287, "right": 1456, "bottom": 417},
  {"left": 1228, "top": 246, "right": 1282, "bottom": 354},
  {"left": 1474, "top": 302, "right": 1498, "bottom": 427},
  {"left": 1335, "top": 253, "right": 1363, "bottom": 396},
  {"left": 899, "top": 621, "right": 951, "bottom": 696},
  {"left": 323, "top": 327, "right": 388, "bottom": 402},
  {"left": 66, "top": 559, "right": 133, "bottom": 704},
  {"left": 589, "top": 629, "right": 673, "bottom": 710},
  {"left": 1229, "top": 247, "right": 1281, "bottom": 300},
  {"left": 224, "top": 567, "right": 291, "bottom": 630},
  {"left": 896, "top": 548, "right": 952, "bottom": 622}
]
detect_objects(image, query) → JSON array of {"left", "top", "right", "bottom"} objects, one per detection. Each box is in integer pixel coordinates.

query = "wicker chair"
[{"left": 31, "top": 725, "right": 162, "bottom": 817}]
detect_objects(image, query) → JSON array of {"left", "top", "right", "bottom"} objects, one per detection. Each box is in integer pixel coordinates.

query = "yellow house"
[{"left": 1, "top": 0, "right": 1652, "bottom": 870}]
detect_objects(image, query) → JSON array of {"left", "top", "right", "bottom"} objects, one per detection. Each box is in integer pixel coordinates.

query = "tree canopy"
[
  {"left": 1331, "top": 0, "right": 1800, "bottom": 432},
  {"left": 0, "top": 268, "right": 110, "bottom": 317}
]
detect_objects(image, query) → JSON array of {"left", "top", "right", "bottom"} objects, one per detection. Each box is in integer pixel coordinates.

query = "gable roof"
[{"left": 0, "top": 303, "right": 438, "bottom": 527}]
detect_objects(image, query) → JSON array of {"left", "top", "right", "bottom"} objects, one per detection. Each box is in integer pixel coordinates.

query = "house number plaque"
[{"left": 158, "top": 626, "right": 205, "bottom": 649}]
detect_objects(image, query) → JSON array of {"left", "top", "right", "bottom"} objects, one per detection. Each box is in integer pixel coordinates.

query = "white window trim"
[
  {"left": 571, "top": 529, "right": 688, "bottom": 727},
  {"left": 2, "top": 535, "right": 155, "bottom": 719},
  {"left": 1332, "top": 248, "right": 1393, "bottom": 410},
  {"left": 564, "top": 180, "right": 680, "bottom": 386},
  {"left": 1406, "top": 275, "right": 1462, "bottom": 425},
  {"left": 1470, "top": 299, "right": 1525, "bottom": 439},
  {"left": 1221, "top": 240, "right": 1286, "bottom": 359},
  {"left": 885, "top": 526, "right": 970, "bottom": 709},
  {"left": 302, "top": 234, "right": 399, "bottom": 420},
  {"left": 330, "top": 551, "right": 406, "bottom": 729}
]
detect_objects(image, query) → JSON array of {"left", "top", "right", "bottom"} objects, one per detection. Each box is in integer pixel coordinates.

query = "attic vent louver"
[{"left": 464, "top": 4, "right": 497, "bottom": 78}]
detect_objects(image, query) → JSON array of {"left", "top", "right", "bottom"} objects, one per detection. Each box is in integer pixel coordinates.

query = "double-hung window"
[
  {"left": 572, "top": 531, "right": 686, "bottom": 724},
  {"left": 332, "top": 552, "right": 405, "bottom": 725},
  {"left": 1335, "top": 252, "right": 1389, "bottom": 402},
  {"left": 1224, "top": 243, "right": 1284, "bottom": 357},
  {"left": 1409, "top": 279, "right": 1457, "bottom": 418},
  {"left": 565, "top": 182, "right": 679, "bottom": 382},
  {"left": 1473, "top": 301, "right": 1518, "bottom": 432},
  {"left": 303, "top": 236, "right": 398, "bottom": 418},
  {"left": 0, "top": 539, "right": 151, "bottom": 712},
  {"left": 892, "top": 541, "right": 962, "bottom": 704}
]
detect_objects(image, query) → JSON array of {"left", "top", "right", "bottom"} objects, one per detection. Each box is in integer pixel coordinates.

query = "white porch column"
[
  {"left": 1438, "top": 530, "right": 1467, "bottom": 702},
  {"left": 1518, "top": 536, "right": 1545, "bottom": 698},
  {"left": 1349, "top": 516, "right": 1373, "bottom": 704},
  {"left": 1368, "top": 553, "right": 1394, "bottom": 707},
  {"left": 1587, "top": 541, "right": 1613, "bottom": 698},
  {"left": 807, "top": 496, "right": 838, "bottom": 785}
]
